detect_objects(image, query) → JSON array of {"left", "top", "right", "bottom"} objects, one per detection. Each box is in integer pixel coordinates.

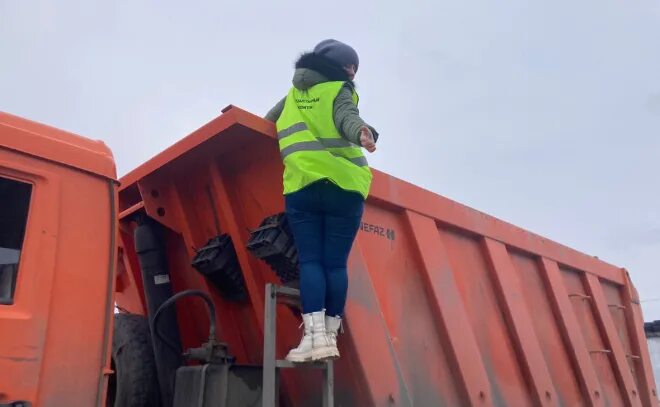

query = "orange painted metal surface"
[
  {"left": 0, "top": 112, "right": 116, "bottom": 180},
  {"left": 116, "top": 105, "right": 658, "bottom": 406},
  {"left": 0, "top": 113, "right": 117, "bottom": 406}
]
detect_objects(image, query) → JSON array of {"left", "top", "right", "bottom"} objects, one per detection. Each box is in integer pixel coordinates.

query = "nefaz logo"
[{"left": 359, "top": 222, "right": 395, "bottom": 241}]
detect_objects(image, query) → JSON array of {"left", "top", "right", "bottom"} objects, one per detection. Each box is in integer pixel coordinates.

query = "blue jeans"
[{"left": 285, "top": 180, "right": 365, "bottom": 316}]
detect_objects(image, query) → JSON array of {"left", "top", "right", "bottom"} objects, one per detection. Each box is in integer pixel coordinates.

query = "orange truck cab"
[
  {"left": 0, "top": 107, "right": 658, "bottom": 407},
  {"left": 0, "top": 113, "right": 117, "bottom": 406}
]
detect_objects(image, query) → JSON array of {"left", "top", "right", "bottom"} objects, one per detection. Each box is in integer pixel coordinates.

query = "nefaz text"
[{"left": 359, "top": 222, "right": 395, "bottom": 241}]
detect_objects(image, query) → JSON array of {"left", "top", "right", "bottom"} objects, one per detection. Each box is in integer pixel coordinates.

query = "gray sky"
[{"left": 2, "top": 1, "right": 660, "bottom": 319}]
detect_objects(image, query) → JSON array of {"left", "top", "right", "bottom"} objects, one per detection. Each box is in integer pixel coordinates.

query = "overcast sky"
[{"left": 2, "top": 1, "right": 660, "bottom": 319}]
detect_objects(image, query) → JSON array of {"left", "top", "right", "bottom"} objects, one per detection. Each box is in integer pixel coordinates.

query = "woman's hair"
[{"left": 295, "top": 52, "right": 350, "bottom": 82}]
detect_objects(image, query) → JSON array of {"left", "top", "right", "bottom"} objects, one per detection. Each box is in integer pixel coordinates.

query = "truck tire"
[{"left": 108, "top": 313, "right": 161, "bottom": 407}]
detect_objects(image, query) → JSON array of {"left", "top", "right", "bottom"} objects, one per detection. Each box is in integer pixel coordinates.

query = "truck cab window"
[{"left": 0, "top": 177, "right": 31, "bottom": 305}]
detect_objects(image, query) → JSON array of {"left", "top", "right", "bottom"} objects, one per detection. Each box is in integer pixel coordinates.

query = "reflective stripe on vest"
[
  {"left": 278, "top": 121, "right": 367, "bottom": 166},
  {"left": 275, "top": 81, "right": 372, "bottom": 198}
]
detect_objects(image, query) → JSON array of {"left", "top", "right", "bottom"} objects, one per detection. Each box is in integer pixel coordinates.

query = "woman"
[{"left": 265, "top": 39, "right": 378, "bottom": 362}]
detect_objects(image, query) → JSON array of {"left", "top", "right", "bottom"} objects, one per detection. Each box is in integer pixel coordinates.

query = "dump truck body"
[
  {"left": 115, "top": 106, "right": 658, "bottom": 406},
  {"left": 0, "top": 107, "right": 656, "bottom": 406}
]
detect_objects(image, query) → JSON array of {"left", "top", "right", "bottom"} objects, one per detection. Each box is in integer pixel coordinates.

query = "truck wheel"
[{"left": 108, "top": 313, "right": 161, "bottom": 407}]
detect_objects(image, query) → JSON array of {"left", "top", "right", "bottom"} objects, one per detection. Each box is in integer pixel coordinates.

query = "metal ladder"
[{"left": 262, "top": 283, "right": 334, "bottom": 407}]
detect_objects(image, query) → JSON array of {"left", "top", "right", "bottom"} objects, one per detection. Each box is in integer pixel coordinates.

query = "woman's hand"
[{"left": 360, "top": 126, "right": 377, "bottom": 153}]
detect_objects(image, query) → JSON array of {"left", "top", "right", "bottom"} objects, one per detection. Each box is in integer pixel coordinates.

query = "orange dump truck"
[{"left": 0, "top": 106, "right": 657, "bottom": 407}]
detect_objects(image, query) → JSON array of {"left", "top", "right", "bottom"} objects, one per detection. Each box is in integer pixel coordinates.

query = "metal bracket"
[
  {"left": 589, "top": 349, "right": 612, "bottom": 354},
  {"left": 569, "top": 293, "right": 592, "bottom": 301},
  {"left": 607, "top": 304, "right": 626, "bottom": 310}
]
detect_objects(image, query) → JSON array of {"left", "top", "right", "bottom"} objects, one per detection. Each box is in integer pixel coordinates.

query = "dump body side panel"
[{"left": 117, "top": 107, "right": 657, "bottom": 407}]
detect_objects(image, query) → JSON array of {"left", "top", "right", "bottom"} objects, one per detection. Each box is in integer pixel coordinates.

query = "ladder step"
[
  {"left": 275, "top": 359, "right": 330, "bottom": 369},
  {"left": 272, "top": 285, "right": 301, "bottom": 298}
]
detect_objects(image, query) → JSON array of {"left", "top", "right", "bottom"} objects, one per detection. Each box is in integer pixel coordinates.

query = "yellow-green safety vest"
[{"left": 276, "top": 81, "right": 372, "bottom": 199}]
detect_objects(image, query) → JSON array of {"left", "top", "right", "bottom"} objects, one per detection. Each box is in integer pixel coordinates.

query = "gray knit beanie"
[{"left": 313, "top": 39, "right": 360, "bottom": 71}]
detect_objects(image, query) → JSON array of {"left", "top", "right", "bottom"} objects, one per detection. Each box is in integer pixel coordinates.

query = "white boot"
[
  {"left": 285, "top": 313, "right": 314, "bottom": 363},
  {"left": 311, "top": 310, "right": 339, "bottom": 361},
  {"left": 325, "top": 315, "right": 342, "bottom": 358}
]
